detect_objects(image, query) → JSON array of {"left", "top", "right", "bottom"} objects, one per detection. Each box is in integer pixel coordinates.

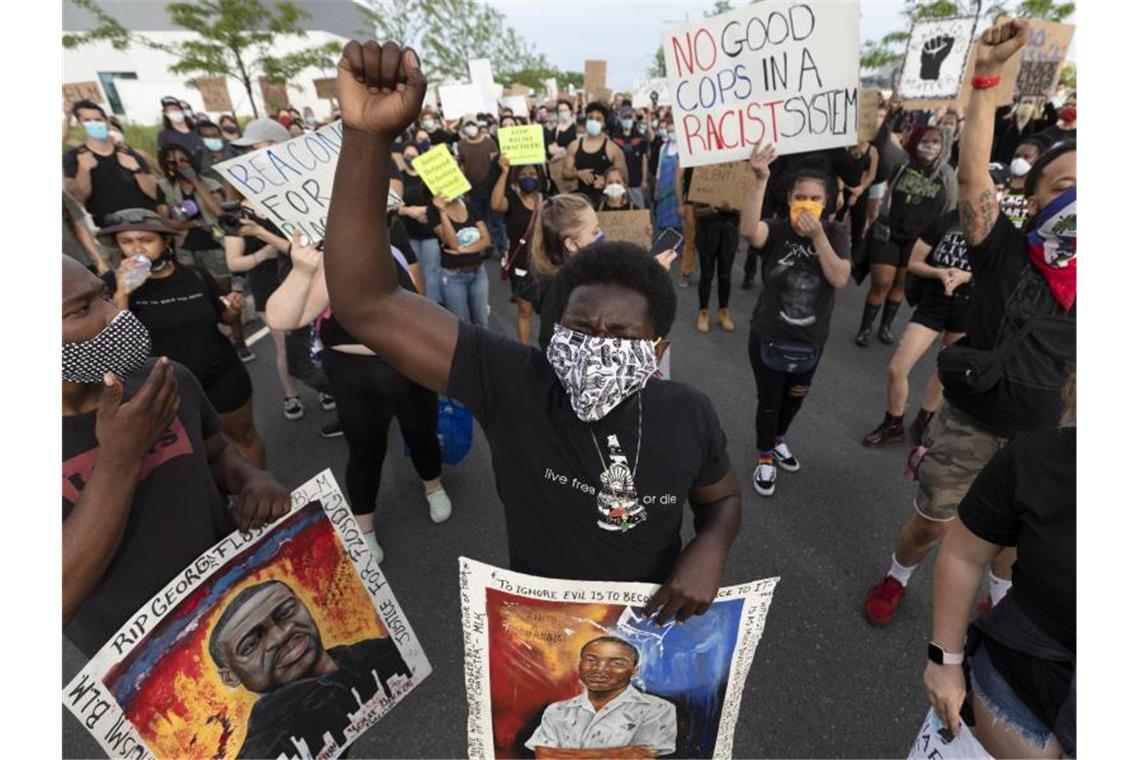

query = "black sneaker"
[
  {"left": 320, "top": 421, "right": 344, "bottom": 438},
  {"left": 319, "top": 392, "right": 337, "bottom": 412},
  {"left": 283, "top": 396, "right": 305, "bottom": 421},
  {"left": 862, "top": 413, "right": 905, "bottom": 447},
  {"left": 235, "top": 343, "right": 255, "bottom": 363},
  {"left": 752, "top": 457, "right": 777, "bottom": 497},
  {"left": 855, "top": 326, "right": 873, "bottom": 347},
  {"left": 878, "top": 324, "right": 895, "bottom": 345}
]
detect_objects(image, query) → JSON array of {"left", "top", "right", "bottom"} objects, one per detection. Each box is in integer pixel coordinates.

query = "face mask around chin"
[
  {"left": 62, "top": 310, "right": 153, "bottom": 383},
  {"left": 545, "top": 324, "right": 658, "bottom": 422}
]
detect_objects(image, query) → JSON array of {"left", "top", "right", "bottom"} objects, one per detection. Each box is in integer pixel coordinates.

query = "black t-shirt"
[
  {"left": 914, "top": 211, "right": 973, "bottom": 304},
  {"left": 943, "top": 214, "right": 1077, "bottom": 436},
  {"left": 503, "top": 189, "right": 541, "bottom": 270},
  {"left": 428, "top": 200, "right": 486, "bottom": 269},
  {"left": 63, "top": 146, "right": 163, "bottom": 227},
  {"left": 447, "top": 322, "right": 731, "bottom": 583},
  {"left": 112, "top": 265, "right": 242, "bottom": 384},
  {"left": 553, "top": 125, "right": 578, "bottom": 150},
  {"left": 959, "top": 427, "right": 1075, "bottom": 650},
  {"left": 428, "top": 128, "right": 458, "bottom": 147},
  {"left": 524, "top": 276, "right": 558, "bottom": 350},
  {"left": 62, "top": 359, "right": 234, "bottom": 657},
  {"left": 750, "top": 219, "right": 851, "bottom": 349},
  {"left": 888, "top": 165, "right": 948, "bottom": 244},
  {"left": 400, "top": 172, "right": 435, "bottom": 240},
  {"left": 158, "top": 127, "right": 206, "bottom": 166}
]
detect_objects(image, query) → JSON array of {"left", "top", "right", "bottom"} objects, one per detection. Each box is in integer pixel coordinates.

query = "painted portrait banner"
[
  {"left": 214, "top": 121, "right": 344, "bottom": 245},
  {"left": 898, "top": 17, "right": 978, "bottom": 103},
  {"left": 662, "top": 1, "right": 860, "bottom": 168},
  {"left": 63, "top": 470, "right": 431, "bottom": 760},
  {"left": 460, "top": 558, "right": 779, "bottom": 759}
]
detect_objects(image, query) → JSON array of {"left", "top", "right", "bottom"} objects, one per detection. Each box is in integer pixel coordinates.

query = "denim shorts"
[{"left": 969, "top": 641, "right": 1057, "bottom": 751}]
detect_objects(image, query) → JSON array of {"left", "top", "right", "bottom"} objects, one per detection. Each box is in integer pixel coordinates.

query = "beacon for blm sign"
[{"left": 662, "top": 1, "right": 860, "bottom": 168}]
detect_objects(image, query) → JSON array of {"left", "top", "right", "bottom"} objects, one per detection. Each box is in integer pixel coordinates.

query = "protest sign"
[
  {"left": 632, "top": 77, "right": 672, "bottom": 108},
  {"left": 687, "top": 161, "right": 755, "bottom": 210},
  {"left": 460, "top": 558, "right": 779, "bottom": 759},
  {"left": 907, "top": 708, "right": 993, "bottom": 760},
  {"left": 64, "top": 81, "right": 104, "bottom": 107},
  {"left": 259, "top": 77, "right": 291, "bottom": 112},
  {"left": 499, "top": 95, "right": 528, "bottom": 118},
  {"left": 497, "top": 124, "right": 546, "bottom": 165},
  {"left": 438, "top": 82, "right": 485, "bottom": 120},
  {"left": 412, "top": 143, "right": 472, "bottom": 201},
  {"left": 194, "top": 77, "right": 233, "bottom": 112},
  {"left": 598, "top": 209, "right": 653, "bottom": 248},
  {"left": 584, "top": 60, "right": 607, "bottom": 97},
  {"left": 314, "top": 77, "right": 338, "bottom": 100},
  {"left": 858, "top": 89, "right": 880, "bottom": 142},
  {"left": 214, "top": 120, "right": 344, "bottom": 244},
  {"left": 663, "top": 1, "right": 860, "bottom": 168},
  {"left": 1010, "top": 18, "right": 1075, "bottom": 100},
  {"left": 543, "top": 78, "right": 558, "bottom": 99},
  {"left": 898, "top": 17, "right": 978, "bottom": 103},
  {"left": 63, "top": 470, "right": 430, "bottom": 760},
  {"left": 506, "top": 82, "right": 531, "bottom": 97}
]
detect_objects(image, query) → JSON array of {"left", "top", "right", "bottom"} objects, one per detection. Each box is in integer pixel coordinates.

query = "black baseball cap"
[{"left": 161, "top": 96, "right": 181, "bottom": 108}]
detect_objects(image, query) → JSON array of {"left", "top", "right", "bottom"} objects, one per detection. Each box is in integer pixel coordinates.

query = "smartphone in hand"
[{"left": 649, "top": 227, "right": 684, "bottom": 257}]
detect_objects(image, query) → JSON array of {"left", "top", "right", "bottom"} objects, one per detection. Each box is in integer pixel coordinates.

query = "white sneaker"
[
  {"left": 363, "top": 530, "right": 384, "bottom": 563},
  {"left": 773, "top": 440, "right": 801, "bottom": 472},
  {"left": 752, "top": 459, "right": 778, "bottom": 497},
  {"left": 426, "top": 488, "right": 452, "bottom": 524}
]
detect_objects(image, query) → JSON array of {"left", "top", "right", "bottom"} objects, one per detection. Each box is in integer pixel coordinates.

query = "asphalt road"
[{"left": 64, "top": 247, "right": 943, "bottom": 758}]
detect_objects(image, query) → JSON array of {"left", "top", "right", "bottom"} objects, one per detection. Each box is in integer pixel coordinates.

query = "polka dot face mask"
[{"left": 62, "top": 310, "right": 152, "bottom": 383}]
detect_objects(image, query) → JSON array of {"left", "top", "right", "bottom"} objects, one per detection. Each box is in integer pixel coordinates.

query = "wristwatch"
[{"left": 928, "top": 642, "right": 964, "bottom": 666}]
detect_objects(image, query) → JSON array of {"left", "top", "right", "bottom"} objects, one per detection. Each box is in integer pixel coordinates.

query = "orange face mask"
[{"left": 789, "top": 199, "right": 824, "bottom": 222}]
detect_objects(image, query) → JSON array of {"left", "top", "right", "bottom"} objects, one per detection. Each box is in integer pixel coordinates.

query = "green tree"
[
  {"left": 1058, "top": 62, "right": 1076, "bottom": 90},
  {"left": 985, "top": 0, "right": 1076, "bottom": 23},
  {"left": 648, "top": 46, "right": 666, "bottom": 78},
  {"left": 63, "top": 0, "right": 342, "bottom": 117},
  {"left": 860, "top": 0, "right": 971, "bottom": 75}
]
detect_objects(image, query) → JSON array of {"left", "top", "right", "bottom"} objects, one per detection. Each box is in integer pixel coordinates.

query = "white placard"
[
  {"left": 898, "top": 17, "right": 978, "bottom": 101},
  {"left": 438, "top": 82, "right": 486, "bottom": 120},
  {"left": 632, "top": 77, "right": 672, "bottom": 108},
  {"left": 499, "top": 95, "right": 528, "bottom": 117},
  {"left": 662, "top": 0, "right": 861, "bottom": 168},
  {"left": 907, "top": 707, "right": 994, "bottom": 759},
  {"left": 543, "top": 77, "right": 558, "bottom": 99}
]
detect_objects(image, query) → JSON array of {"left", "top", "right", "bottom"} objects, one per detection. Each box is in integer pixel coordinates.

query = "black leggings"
[
  {"left": 747, "top": 330, "right": 817, "bottom": 452},
  {"left": 286, "top": 324, "right": 332, "bottom": 395},
  {"left": 696, "top": 215, "right": 739, "bottom": 309},
  {"left": 321, "top": 349, "right": 442, "bottom": 515}
]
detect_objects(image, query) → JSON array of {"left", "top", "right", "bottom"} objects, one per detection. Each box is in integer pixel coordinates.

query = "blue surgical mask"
[
  {"left": 203, "top": 137, "right": 224, "bottom": 152},
  {"left": 585, "top": 120, "right": 603, "bottom": 137},
  {"left": 621, "top": 118, "right": 634, "bottom": 131},
  {"left": 83, "top": 120, "right": 109, "bottom": 141},
  {"left": 519, "top": 176, "right": 540, "bottom": 193}
]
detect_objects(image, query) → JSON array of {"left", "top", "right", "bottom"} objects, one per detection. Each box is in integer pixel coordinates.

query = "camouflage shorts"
[{"left": 915, "top": 404, "right": 1007, "bottom": 522}]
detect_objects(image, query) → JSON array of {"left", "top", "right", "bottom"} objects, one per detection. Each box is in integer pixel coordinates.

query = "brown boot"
[
  {"left": 717, "top": 308, "right": 735, "bottom": 331},
  {"left": 696, "top": 309, "right": 710, "bottom": 333}
]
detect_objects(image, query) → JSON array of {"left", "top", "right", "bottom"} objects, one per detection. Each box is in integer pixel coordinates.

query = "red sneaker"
[{"left": 864, "top": 576, "right": 906, "bottom": 626}]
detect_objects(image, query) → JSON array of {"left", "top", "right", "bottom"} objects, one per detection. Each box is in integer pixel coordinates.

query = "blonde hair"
[
  {"left": 1060, "top": 373, "right": 1076, "bottom": 427},
  {"left": 530, "top": 193, "right": 593, "bottom": 278}
]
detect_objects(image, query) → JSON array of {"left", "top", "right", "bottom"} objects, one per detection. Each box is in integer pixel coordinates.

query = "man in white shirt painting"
[{"left": 525, "top": 636, "right": 677, "bottom": 758}]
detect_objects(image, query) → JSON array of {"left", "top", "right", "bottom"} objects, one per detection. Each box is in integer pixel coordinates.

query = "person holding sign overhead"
[{"left": 323, "top": 39, "right": 740, "bottom": 624}]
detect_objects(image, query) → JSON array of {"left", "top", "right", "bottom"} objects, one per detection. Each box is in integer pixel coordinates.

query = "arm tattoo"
[{"left": 960, "top": 188, "right": 999, "bottom": 246}]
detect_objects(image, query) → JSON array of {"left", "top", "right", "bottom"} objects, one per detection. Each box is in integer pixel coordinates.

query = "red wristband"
[{"left": 971, "top": 75, "right": 1002, "bottom": 90}]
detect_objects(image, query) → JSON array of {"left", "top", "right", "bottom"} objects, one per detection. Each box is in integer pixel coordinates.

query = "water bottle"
[{"left": 121, "top": 255, "right": 152, "bottom": 289}]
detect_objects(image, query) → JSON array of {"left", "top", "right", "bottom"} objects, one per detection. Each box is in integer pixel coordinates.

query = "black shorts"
[
  {"left": 910, "top": 291, "right": 973, "bottom": 334},
  {"left": 203, "top": 361, "right": 253, "bottom": 414},
  {"left": 868, "top": 237, "right": 913, "bottom": 268},
  {"left": 510, "top": 269, "right": 535, "bottom": 300}
]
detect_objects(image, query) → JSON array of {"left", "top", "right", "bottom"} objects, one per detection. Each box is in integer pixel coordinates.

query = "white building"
[{"left": 63, "top": 0, "right": 363, "bottom": 125}]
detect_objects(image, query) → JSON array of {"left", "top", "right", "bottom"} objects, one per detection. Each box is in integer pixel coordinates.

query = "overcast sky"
[{"left": 486, "top": 0, "right": 1076, "bottom": 90}]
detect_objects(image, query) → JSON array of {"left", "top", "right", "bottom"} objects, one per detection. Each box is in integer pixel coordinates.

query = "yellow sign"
[
  {"left": 497, "top": 125, "right": 546, "bottom": 166},
  {"left": 412, "top": 144, "right": 472, "bottom": 201}
]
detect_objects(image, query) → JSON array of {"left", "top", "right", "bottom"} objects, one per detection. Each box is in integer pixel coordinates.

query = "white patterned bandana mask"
[
  {"left": 546, "top": 324, "right": 658, "bottom": 422},
  {"left": 62, "top": 310, "right": 152, "bottom": 383}
]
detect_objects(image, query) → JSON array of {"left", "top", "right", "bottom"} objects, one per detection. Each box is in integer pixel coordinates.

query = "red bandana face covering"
[{"left": 1026, "top": 187, "right": 1076, "bottom": 310}]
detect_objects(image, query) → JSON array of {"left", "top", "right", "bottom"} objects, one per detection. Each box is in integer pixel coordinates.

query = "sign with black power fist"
[{"left": 898, "top": 17, "right": 977, "bottom": 101}]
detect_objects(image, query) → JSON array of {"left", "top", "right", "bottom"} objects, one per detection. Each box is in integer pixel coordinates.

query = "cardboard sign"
[
  {"left": 584, "top": 60, "right": 607, "bottom": 97},
  {"left": 663, "top": 1, "right": 860, "bottom": 168},
  {"left": 1009, "top": 18, "right": 1075, "bottom": 100},
  {"left": 314, "top": 77, "right": 338, "bottom": 100},
  {"left": 412, "top": 143, "right": 472, "bottom": 201},
  {"left": 214, "top": 121, "right": 345, "bottom": 243},
  {"left": 632, "top": 77, "right": 672, "bottom": 108},
  {"left": 259, "top": 77, "right": 291, "bottom": 113},
  {"left": 598, "top": 209, "right": 653, "bottom": 248},
  {"left": 898, "top": 17, "right": 978, "bottom": 102},
  {"left": 858, "top": 89, "right": 880, "bottom": 142},
  {"left": 506, "top": 82, "right": 531, "bottom": 97},
  {"left": 687, "top": 161, "right": 755, "bottom": 210},
  {"left": 497, "top": 124, "right": 546, "bottom": 165},
  {"left": 460, "top": 559, "right": 779, "bottom": 759},
  {"left": 63, "top": 81, "right": 104, "bottom": 106},
  {"left": 438, "top": 82, "right": 485, "bottom": 120},
  {"left": 194, "top": 77, "right": 233, "bottom": 112},
  {"left": 64, "top": 471, "right": 431, "bottom": 760}
]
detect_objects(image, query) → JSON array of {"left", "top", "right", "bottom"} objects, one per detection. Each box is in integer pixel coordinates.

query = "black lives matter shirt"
[
  {"left": 447, "top": 322, "right": 730, "bottom": 583},
  {"left": 750, "top": 219, "right": 851, "bottom": 349},
  {"left": 999, "top": 186, "right": 1031, "bottom": 229},
  {"left": 959, "top": 427, "right": 1075, "bottom": 651},
  {"left": 943, "top": 214, "right": 1076, "bottom": 437},
  {"left": 62, "top": 360, "right": 235, "bottom": 657},
  {"left": 914, "top": 211, "right": 973, "bottom": 304},
  {"left": 889, "top": 165, "right": 948, "bottom": 244}
]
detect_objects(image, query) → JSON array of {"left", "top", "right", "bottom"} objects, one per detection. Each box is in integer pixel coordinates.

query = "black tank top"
[{"left": 574, "top": 137, "right": 612, "bottom": 205}]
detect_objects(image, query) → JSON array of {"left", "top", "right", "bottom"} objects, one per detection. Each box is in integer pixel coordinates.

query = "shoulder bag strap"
[{"left": 503, "top": 197, "right": 542, "bottom": 273}]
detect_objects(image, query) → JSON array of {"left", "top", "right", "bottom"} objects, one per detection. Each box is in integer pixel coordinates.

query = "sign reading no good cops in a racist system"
[
  {"left": 214, "top": 121, "right": 345, "bottom": 244},
  {"left": 662, "top": 1, "right": 860, "bottom": 168}
]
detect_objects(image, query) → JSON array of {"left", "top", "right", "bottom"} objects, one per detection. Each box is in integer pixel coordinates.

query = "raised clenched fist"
[
  {"left": 975, "top": 18, "right": 1029, "bottom": 77},
  {"left": 337, "top": 40, "right": 428, "bottom": 139},
  {"left": 920, "top": 35, "right": 956, "bottom": 80}
]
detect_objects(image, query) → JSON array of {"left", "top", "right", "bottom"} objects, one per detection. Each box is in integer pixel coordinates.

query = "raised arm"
[
  {"left": 323, "top": 40, "right": 458, "bottom": 396},
  {"left": 960, "top": 19, "right": 1028, "bottom": 245},
  {"left": 740, "top": 142, "right": 776, "bottom": 249},
  {"left": 490, "top": 155, "right": 511, "bottom": 213},
  {"left": 265, "top": 234, "right": 327, "bottom": 330}
]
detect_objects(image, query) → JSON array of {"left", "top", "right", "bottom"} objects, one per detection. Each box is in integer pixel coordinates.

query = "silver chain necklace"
[{"left": 587, "top": 391, "right": 643, "bottom": 490}]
